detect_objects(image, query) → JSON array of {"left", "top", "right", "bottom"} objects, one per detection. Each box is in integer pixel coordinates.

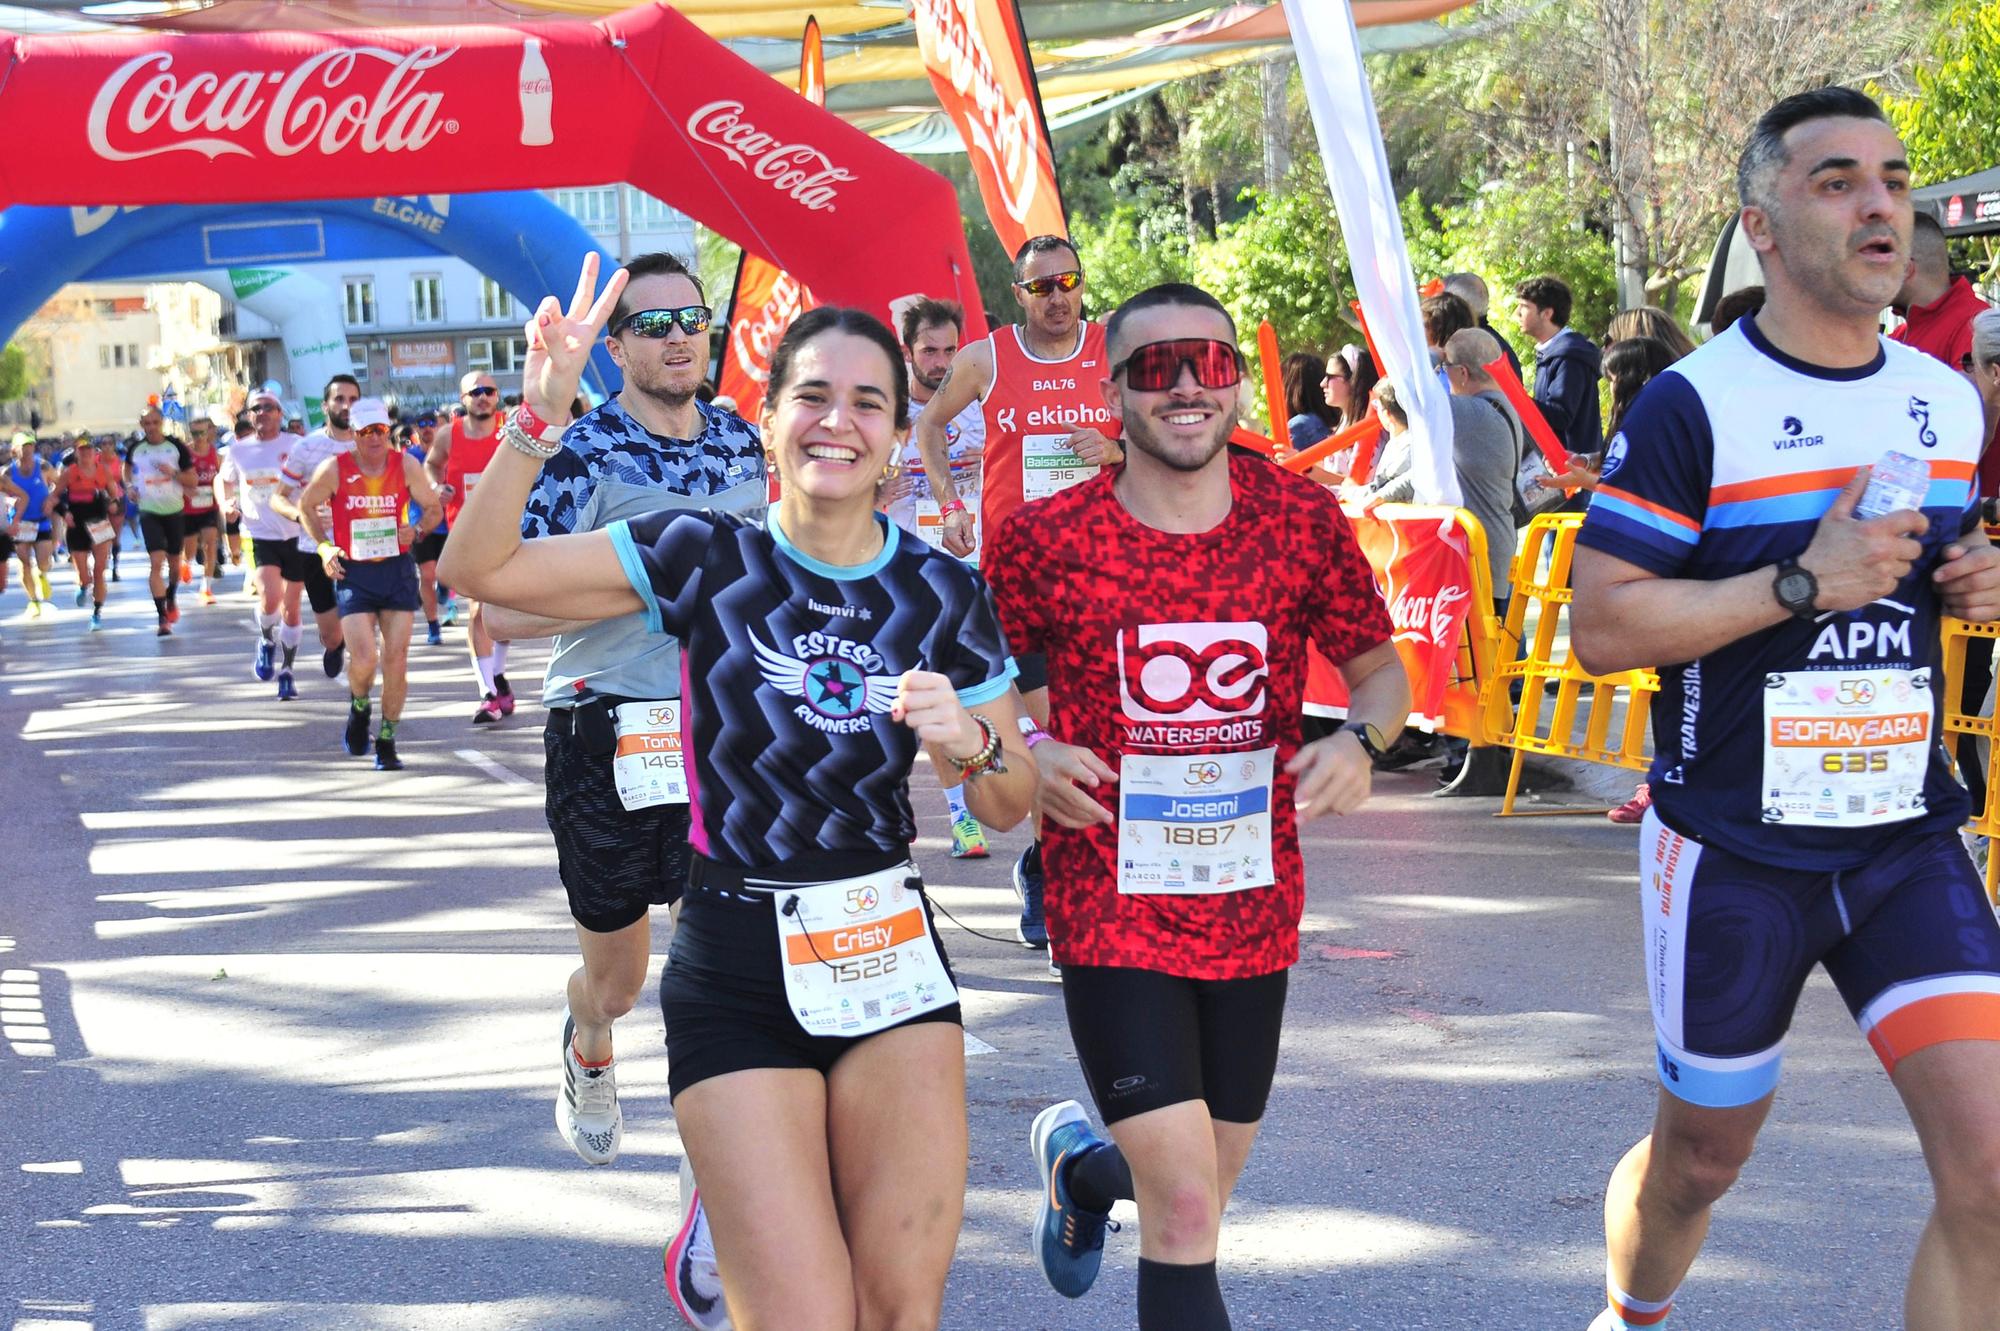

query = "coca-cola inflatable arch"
[{"left": 0, "top": 3, "right": 986, "bottom": 343}]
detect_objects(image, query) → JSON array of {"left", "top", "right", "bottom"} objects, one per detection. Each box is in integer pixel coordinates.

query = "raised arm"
[
  {"left": 437, "top": 253, "right": 644, "bottom": 626},
  {"left": 914, "top": 339, "right": 993, "bottom": 557}
]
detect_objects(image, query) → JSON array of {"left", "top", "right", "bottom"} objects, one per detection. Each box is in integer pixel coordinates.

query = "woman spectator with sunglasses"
[{"left": 443, "top": 252, "right": 1033, "bottom": 1331}]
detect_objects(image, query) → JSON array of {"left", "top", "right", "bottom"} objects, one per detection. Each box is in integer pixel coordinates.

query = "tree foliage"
[
  {"left": 1877, "top": 0, "right": 2000, "bottom": 182},
  {"left": 0, "top": 344, "right": 28, "bottom": 403}
]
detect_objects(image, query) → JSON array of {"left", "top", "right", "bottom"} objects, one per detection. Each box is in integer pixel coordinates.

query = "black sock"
[
  {"left": 152, "top": 595, "right": 166, "bottom": 618},
  {"left": 1136, "top": 1259, "right": 1231, "bottom": 1331},
  {"left": 493, "top": 673, "right": 510, "bottom": 695},
  {"left": 1064, "top": 1142, "right": 1133, "bottom": 1213},
  {"left": 165, "top": 582, "right": 176, "bottom": 606},
  {"left": 1023, "top": 838, "right": 1042, "bottom": 877}
]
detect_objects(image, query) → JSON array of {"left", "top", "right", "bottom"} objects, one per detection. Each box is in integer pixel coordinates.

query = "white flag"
[{"left": 1284, "top": 0, "right": 1460, "bottom": 508}]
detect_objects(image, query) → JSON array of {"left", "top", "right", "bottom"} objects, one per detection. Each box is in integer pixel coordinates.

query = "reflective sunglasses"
[
  {"left": 251, "top": 402, "right": 282, "bottom": 413},
  {"left": 1111, "top": 338, "right": 1245, "bottom": 392},
  {"left": 465, "top": 386, "right": 499, "bottom": 398},
  {"left": 357, "top": 424, "right": 391, "bottom": 436},
  {"left": 1014, "top": 270, "right": 1082, "bottom": 298},
  {"left": 615, "top": 305, "right": 713, "bottom": 338}
]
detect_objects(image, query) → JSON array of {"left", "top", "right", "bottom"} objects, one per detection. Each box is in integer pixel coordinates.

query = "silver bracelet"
[{"left": 503, "top": 416, "right": 562, "bottom": 461}]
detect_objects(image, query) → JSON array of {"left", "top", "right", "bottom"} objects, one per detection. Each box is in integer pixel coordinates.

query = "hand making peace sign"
[{"left": 520, "top": 251, "right": 630, "bottom": 427}]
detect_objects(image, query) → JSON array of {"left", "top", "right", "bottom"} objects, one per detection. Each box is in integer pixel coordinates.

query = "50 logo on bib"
[{"left": 1118, "top": 621, "right": 1269, "bottom": 723}]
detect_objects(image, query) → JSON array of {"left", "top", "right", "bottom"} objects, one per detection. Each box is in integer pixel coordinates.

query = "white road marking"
[
  {"left": 962, "top": 1031, "right": 997, "bottom": 1057},
  {"left": 456, "top": 749, "right": 535, "bottom": 788}
]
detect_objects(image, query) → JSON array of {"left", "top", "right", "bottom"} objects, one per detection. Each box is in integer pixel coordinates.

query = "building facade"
[{"left": 8, "top": 282, "right": 244, "bottom": 436}]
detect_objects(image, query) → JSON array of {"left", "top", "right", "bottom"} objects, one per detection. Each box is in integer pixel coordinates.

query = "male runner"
[
  {"left": 273, "top": 374, "right": 356, "bottom": 679},
  {"left": 915, "top": 235, "right": 1125, "bottom": 945},
  {"left": 1571, "top": 87, "right": 2000, "bottom": 1331},
  {"left": 987, "top": 283, "right": 1408, "bottom": 1331},
  {"left": 298, "top": 398, "right": 444, "bottom": 771},
  {"left": 404, "top": 410, "right": 447, "bottom": 643},
  {"left": 427, "top": 372, "right": 509, "bottom": 721},
  {"left": 492, "top": 251, "right": 760, "bottom": 1329},
  {"left": 125, "top": 404, "right": 194, "bottom": 637},
  {"left": 8, "top": 436, "right": 57, "bottom": 615},
  {"left": 215, "top": 390, "right": 307, "bottom": 697},
  {"left": 181, "top": 416, "right": 224, "bottom": 604},
  {"left": 888, "top": 298, "right": 991, "bottom": 858}
]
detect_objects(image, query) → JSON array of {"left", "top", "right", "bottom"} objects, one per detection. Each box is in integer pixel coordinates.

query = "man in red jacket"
[{"left": 1891, "top": 212, "right": 1988, "bottom": 371}]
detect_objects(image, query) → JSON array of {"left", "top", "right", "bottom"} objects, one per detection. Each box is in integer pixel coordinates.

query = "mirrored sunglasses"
[
  {"left": 1014, "top": 270, "right": 1082, "bottom": 298},
  {"left": 1111, "top": 338, "right": 1245, "bottom": 392},
  {"left": 616, "top": 305, "right": 713, "bottom": 338}
]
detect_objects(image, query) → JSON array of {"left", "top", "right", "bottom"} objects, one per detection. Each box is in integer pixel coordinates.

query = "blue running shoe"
[
  {"left": 276, "top": 671, "right": 297, "bottom": 702},
  {"left": 1030, "top": 1100, "right": 1116, "bottom": 1299},
  {"left": 426, "top": 623, "right": 443, "bottom": 646},
  {"left": 1013, "top": 840, "right": 1048, "bottom": 949},
  {"left": 254, "top": 639, "right": 275, "bottom": 681}
]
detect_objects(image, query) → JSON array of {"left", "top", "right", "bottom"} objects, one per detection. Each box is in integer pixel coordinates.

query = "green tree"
[
  {"left": 0, "top": 344, "right": 28, "bottom": 403},
  {"left": 1877, "top": 0, "right": 2000, "bottom": 182}
]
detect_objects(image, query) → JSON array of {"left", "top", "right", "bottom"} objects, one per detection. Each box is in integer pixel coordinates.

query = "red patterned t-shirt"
[{"left": 986, "top": 454, "right": 1391, "bottom": 979}]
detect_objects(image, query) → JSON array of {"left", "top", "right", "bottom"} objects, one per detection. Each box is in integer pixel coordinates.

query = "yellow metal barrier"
[
  {"left": 1479, "top": 512, "right": 1659, "bottom": 815},
  {"left": 1939, "top": 616, "right": 2000, "bottom": 904}
]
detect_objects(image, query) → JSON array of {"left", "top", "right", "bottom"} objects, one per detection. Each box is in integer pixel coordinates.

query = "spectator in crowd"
[
  {"left": 1282, "top": 351, "right": 1340, "bottom": 449},
  {"left": 1443, "top": 271, "right": 1523, "bottom": 380},
  {"left": 1345, "top": 380, "right": 1411, "bottom": 511},
  {"left": 1331, "top": 347, "right": 1383, "bottom": 478},
  {"left": 1891, "top": 211, "right": 1988, "bottom": 372},
  {"left": 1708, "top": 285, "right": 1764, "bottom": 336},
  {"left": 1514, "top": 274, "right": 1603, "bottom": 459},
  {"left": 1441, "top": 329, "right": 1526, "bottom": 604},
  {"left": 1604, "top": 305, "right": 1697, "bottom": 360},
  {"left": 231, "top": 413, "right": 253, "bottom": 440},
  {"left": 1957, "top": 308, "right": 2000, "bottom": 823},
  {"left": 1422, "top": 291, "right": 1475, "bottom": 354},
  {"left": 1318, "top": 354, "right": 1351, "bottom": 431},
  {"left": 1532, "top": 336, "right": 1679, "bottom": 503}
]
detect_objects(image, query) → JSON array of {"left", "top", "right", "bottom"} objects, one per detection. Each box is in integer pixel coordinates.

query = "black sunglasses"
[
  {"left": 465, "top": 386, "right": 499, "bottom": 398},
  {"left": 615, "top": 305, "right": 713, "bottom": 338}
]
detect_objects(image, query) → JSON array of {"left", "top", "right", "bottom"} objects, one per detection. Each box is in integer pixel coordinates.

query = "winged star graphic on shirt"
[{"left": 751, "top": 630, "right": 902, "bottom": 734}]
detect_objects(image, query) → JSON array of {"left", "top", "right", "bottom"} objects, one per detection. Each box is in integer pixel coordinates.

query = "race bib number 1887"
[{"left": 1117, "top": 748, "right": 1276, "bottom": 895}]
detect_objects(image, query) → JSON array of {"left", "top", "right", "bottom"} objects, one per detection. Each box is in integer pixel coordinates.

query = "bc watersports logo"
[{"left": 1117, "top": 621, "right": 1269, "bottom": 723}]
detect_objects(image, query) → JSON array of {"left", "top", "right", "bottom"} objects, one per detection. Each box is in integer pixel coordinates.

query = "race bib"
[
  {"left": 774, "top": 866, "right": 957, "bottom": 1038},
  {"left": 1023, "top": 432, "right": 1097, "bottom": 502},
  {"left": 1117, "top": 748, "right": 1277, "bottom": 895},
  {"left": 190, "top": 485, "right": 214, "bottom": 509},
  {"left": 346, "top": 515, "right": 400, "bottom": 562},
  {"left": 611, "top": 700, "right": 688, "bottom": 811},
  {"left": 86, "top": 519, "right": 113, "bottom": 547},
  {"left": 247, "top": 475, "right": 279, "bottom": 512},
  {"left": 1760, "top": 668, "right": 1930, "bottom": 827}
]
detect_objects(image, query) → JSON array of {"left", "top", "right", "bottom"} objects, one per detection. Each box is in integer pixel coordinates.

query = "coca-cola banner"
[
  {"left": 719, "top": 256, "right": 817, "bottom": 425},
  {"left": 912, "top": 0, "right": 1068, "bottom": 255},
  {"left": 0, "top": 6, "right": 981, "bottom": 339},
  {"left": 1306, "top": 506, "right": 1479, "bottom": 732}
]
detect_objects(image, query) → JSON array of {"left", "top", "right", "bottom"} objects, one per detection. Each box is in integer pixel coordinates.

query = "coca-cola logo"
[
  {"left": 912, "top": 0, "right": 1045, "bottom": 225},
  {"left": 686, "top": 101, "right": 854, "bottom": 213},
  {"left": 1388, "top": 582, "right": 1470, "bottom": 648},
  {"left": 87, "top": 45, "right": 458, "bottom": 163},
  {"left": 1118, "top": 622, "right": 1269, "bottom": 723},
  {"left": 730, "top": 271, "right": 816, "bottom": 384}
]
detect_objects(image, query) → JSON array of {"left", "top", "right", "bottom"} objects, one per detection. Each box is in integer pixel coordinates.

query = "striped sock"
[{"left": 1598, "top": 1275, "right": 1674, "bottom": 1328}]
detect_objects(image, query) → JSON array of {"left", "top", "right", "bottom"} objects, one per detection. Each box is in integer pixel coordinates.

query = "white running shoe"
[
  {"left": 555, "top": 1012, "right": 622, "bottom": 1166},
  {"left": 665, "top": 1155, "right": 733, "bottom": 1330}
]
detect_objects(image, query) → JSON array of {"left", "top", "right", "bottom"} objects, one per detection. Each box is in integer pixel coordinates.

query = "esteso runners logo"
[
  {"left": 88, "top": 47, "right": 459, "bottom": 162},
  {"left": 1117, "top": 621, "right": 1269, "bottom": 746}
]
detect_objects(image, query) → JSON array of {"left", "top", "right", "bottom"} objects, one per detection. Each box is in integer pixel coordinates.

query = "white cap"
[
  {"left": 351, "top": 398, "right": 392, "bottom": 431},
  {"left": 247, "top": 389, "right": 283, "bottom": 410}
]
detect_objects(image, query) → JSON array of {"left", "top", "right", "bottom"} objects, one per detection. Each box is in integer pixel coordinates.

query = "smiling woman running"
[{"left": 440, "top": 256, "right": 1036, "bottom": 1331}]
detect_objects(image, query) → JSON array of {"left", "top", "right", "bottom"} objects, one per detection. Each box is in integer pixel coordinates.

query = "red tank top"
[
  {"left": 184, "top": 449, "right": 222, "bottom": 513},
  {"left": 67, "top": 454, "right": 108, "bottom": 504},
  {"left": 979, "top": 322, "right": 1119, "bottom": 535},
  {"left": 332, "top": 450, "right": 411, "bottom": 561},
  {"left": 443, "top": 420, "right": 501, "bottom": 527}
]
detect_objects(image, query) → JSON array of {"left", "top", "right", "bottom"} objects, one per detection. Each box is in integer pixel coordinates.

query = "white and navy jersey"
[
  {"left": 1578, "top": 315, "right": 1982, "bottom": 869},
  {"left": 610, "top": 508, "right": 1018, "bottom": 869}
]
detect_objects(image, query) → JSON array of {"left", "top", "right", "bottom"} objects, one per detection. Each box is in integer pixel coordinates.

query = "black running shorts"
[
  {"left": 1061, "top": 964, "right": 1289, "bottom": 1125},
  {"left": 543, "top": 709, "right": 692, "bottom": 933},
  {"left": 660, "top": 851, "right": 961, "bottom": 1101},
  {"left": 410, "top": 529, "right": 448, "bottom": 565},
  {"left": 300, "top": 549, "right": 337, "bottom": 614},
  {"left": 251, "top": 538, "right": 310, "bottom": 581},
  {"left": 139, "top": 510, "right": 185, "bottom": 554}
]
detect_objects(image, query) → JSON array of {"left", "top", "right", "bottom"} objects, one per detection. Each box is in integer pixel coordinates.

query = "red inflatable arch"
[{"left": 0, "top": 3, "right": 985, "bottom": 338}]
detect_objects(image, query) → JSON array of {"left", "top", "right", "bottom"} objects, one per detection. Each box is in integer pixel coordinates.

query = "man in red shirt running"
[
  {"left": 915, "top": 234, "right": 1126, "bottom": 947},
  {"left": 426, "top": 372, "right": 511, "bottom": 722},
  {"left": 986, "top": 282, "right": 1409, "bottom": 1331}
]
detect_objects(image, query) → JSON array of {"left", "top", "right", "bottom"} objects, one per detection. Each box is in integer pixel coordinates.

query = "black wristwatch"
[
  {"left": 1773, "top": 557, "right": 1819, "bottom": 620},
  {"left": 1342, "top": 720, "right": 1388, "bottom": 760}
]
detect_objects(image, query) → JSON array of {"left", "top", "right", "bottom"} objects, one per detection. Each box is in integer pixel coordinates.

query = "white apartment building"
[{"left": 8, "top": 282, "right": 245, "bottom": 436}]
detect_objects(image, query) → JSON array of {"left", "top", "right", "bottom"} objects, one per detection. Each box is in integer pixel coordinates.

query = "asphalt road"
[{"left": 0, "top": 560, "right": 1944, "bottom": 1330}]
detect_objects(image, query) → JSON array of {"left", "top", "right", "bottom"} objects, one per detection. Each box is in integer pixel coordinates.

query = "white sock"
[
  {"left": 473, "top": 653, "right": 496, "bottom": 696},
  {"left": 1599, "top": 1269, "right": 1675, "bottom": 1328},
  {"left": 258, "top": 611, "right": 278, "bottom": 641},
  {"left": 490, "top": 642, "right": 509, "bottom": 676},
  {"left": 943, "top": 784, "right": 969, "bottom": 818},
  {"left": 278, "top": 621, "right": 303, "bottom": 649}
]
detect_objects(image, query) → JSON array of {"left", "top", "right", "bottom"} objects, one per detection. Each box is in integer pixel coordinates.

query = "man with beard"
[
  {"left": 484, "top": 252, "right": 761, "bottom": 1330},
  {"left": 1570, "top": 87, "right": 2000, "bottom": 1331},
  {"left": 425, "top": 373, "right": 508, "bottom": 719},
  {"left": 886, "top": 298, "right": 992, "bottom": 858},
  {"left": 914, "top": 235, "right": 1125, "bottom": 948},
  {"left": 273, "top": 374, "right": 359, "bottom": 682},
  {"left": 986, "top": 283, "right": 1408, "bottom": 1331}
]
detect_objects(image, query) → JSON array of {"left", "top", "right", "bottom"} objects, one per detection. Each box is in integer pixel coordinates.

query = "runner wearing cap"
[
  {"left": 180, "top": 417, "right": 224, "bottom": 605},
  {"left": 986, "top": 283, "right": 1407, "bottom": 1331},
  {"left": 125, "top": 403, "right": 194, "bottom": 637},
  {"left": 298, "top": 397, "right": 444, "bottom": 771},
  {"left": 7, "top": 436, "right": 56, "bottom": 616},
  {"left": 441, "top": 254, "right": 1035, "bottom": 1331},
  {"left": 272, "top": 374, "right": 357, "bottom": 681},
  {"left": 51, "top": 435, "right": 121, "bottom": 630},
  {"left": 912, "top": 234, "right": 1126, "bottom": 948},
  {"left": 214, "top": 390, "right": 307, "bottom": 697}
]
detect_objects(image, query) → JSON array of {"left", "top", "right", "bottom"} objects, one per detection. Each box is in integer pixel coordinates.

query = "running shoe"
[
  {"left": 323, "top": 642, "right": 344, "bottom": 678},
  {"left": 495, "top": 682, "right": 516, "bottom": 717},
  {"left": 374, "top": 737, "right": 403, "bottom": 771},
  {"left": 472, "top": 694, "right": 503, "bottom": 725},
  {"left": 1013, "top": 841, "right": 1049, "bottom": 949},
  {"left": 426, "top": 624, "right": 443, "bottom": 646},
  {"left": 949, "top": 809, "right": 990, "bottom": 859},
  {"left": 35, "top": 569, "right": 50, "bottom": 600},
  {"left": 344, "top": 703, "right": 371, "bottom": 757},
  {"left": 254, "top": 639, "right": 275, "bottom": 682},
  {"left": 1029, "top": 1100, "right": 1117, "bottom": 1299},
  {"left": 440, "top": 597, "right": 460, "bottom": 626},
  {"left": 179, "top": 564, "right": 192, "bottom": 585},
  {"left": 556, "top": 1012, "right": 622, "bottom": 1165},
  {"left": 88, "top": 609, "right": 103, "bottom": 631},
  {"left": 664, "top": 1156, "right": 733, "bottom": 1330},
  {"left": 74, "top": 586, "right": 86, "bottom": 608},
  {"left": 156, "top": 621, "right": 171, "bottom": 637},
  {"left": 276, "top": 671, "right": 297, "bottom": 702},
  {"left": 1607, "top": 783, "right": 1652, "bottom": 825},
  {"left": 201, "top": 589, "right": 216, "bottom": 606},
  {"left": 27, "top": 600, "right": 41, "bottom": 618},
  {"left": 166, "top": 603, "right": 180, "bottom": 626}
]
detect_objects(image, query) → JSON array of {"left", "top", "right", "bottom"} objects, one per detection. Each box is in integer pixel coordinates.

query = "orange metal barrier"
[{"left": 1939, "top": 616, "right": 2000, "bottom": 904}]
